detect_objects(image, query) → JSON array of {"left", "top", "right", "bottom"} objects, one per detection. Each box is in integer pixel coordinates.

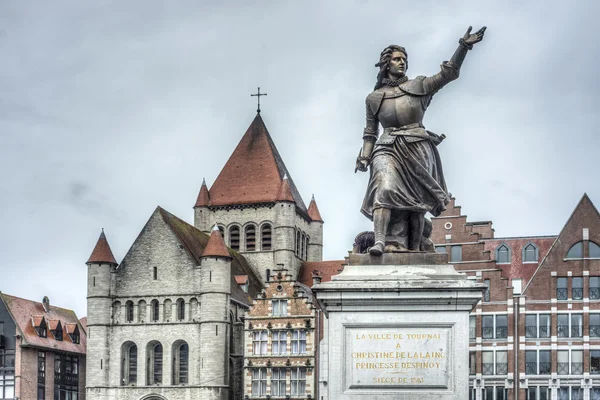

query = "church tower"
[
  {"left": 193, "top": 114, "right": 323, "bottom": 281},
  {"left": 85, "top": 230, "right": 117, "bottom": 389}
]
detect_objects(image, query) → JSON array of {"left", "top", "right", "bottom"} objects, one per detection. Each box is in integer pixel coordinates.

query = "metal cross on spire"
[{"left": 251, "top": 87, "right": 267, "bottom": 114}]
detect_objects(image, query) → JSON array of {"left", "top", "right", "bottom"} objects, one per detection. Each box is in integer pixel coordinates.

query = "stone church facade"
[{"left": 85, "top": 114, "right": 325, "bottom": 400}]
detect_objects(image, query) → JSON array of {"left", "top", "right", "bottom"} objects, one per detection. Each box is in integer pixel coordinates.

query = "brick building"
[
  {"left": 85, "top": 113, "right": 328, "bottom": 400},
  {"left": 0, "top": 293, "right": 86, "bottom": 400},
  {"left": 432, "top": 194, "right": 600, "bottom": 400}
]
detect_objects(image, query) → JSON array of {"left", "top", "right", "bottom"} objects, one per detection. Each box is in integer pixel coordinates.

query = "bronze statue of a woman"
[{"left": 356, "top": 26, "right": 486, "bottom": 256}]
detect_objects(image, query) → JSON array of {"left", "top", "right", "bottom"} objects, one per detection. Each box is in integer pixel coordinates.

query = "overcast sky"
[{"left": 2, "top": 0, "right": 599, "bottom": 318}]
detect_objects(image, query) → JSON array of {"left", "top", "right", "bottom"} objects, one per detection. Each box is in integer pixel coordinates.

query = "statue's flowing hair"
[{"left": 374, "top": 45, "right": 407, "bottom": 90}]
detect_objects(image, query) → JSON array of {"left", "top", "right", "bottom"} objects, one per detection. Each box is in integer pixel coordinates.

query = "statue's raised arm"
[{"left": 356, "top": 26, "right": 486, "bottom": 256}]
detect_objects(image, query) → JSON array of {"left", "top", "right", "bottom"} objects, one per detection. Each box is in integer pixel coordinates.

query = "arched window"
[
  {"left": 189, "top": 298, "right": 198, "bottom": 321},
  {"left": 304, "top": 235, "right": 310, "bottom": 260},
  {"left": 245, "top": 225, "right": 256, "bottom": 251},
  {"left": 218, "top": 225, "right": 225, "bottom": 238},
  {"left": 121, "top": 342, "right": 137, "bottom": 385},
  {"left": 151, "top": 300, "right": 159, "bottom": 322},
  {"left": 126, "top": 301, "right": 134, "bottom": 322},
  {"left": 176, "top": 299, "right": 185, "bottom": 322},
  {"left": 147, "top": 342, "right": 163, "bottom": 385},
  {"left": 566, "top": 241, "right": 584, "bottom": 259},
  {"left": 163, "top": 299, "right": 172, "bottom": 322},
  {"left": 112, "top": 301, "right": 122, "bottom": 322},
  {"left": 300, "top": 232, "right": 306, "bottom": 260},
  {"left": 229, "top": 226, "right": 240, "bottom": 251},
  {"left": 523, "top": 243, "right": 539, "bottom": 262},
  {"left": 261, "top": 225, "right": 272, "bottom": 251},
  {"left": 172, "top": 341, "right": 189, "bottom": 384},
  {"left": 590, "top": 242, "right": 600, "bottom": 258},
  {"left": 496, "top": 244, "right": 511, "bottom": 264},
  {"left": 138, "top": 300, "right": 147, "bottom": 322},
  {"left": 296, "top": 230, "right": 300, "bottom": 256}
]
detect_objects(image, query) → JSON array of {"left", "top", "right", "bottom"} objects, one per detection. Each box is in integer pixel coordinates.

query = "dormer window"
[
  {"left": 52, "top": 321, "right": 63, "bottom": 341},
  {"left": 32, "top": 316, "right": 47, "bottom": 338},
  {"left": 66, "top": 324, "right": 81, "bottom": 344}
]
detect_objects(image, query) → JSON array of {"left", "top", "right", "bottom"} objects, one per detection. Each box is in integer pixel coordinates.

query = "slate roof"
[
  {"left": 298, "top": 260, "right": 347, "bottom": 287},
  {"left": 0, "top": 293, "right": 86, "bottom": 354},
  {"left": 87, "top": 230, "right": 118, "bottom": 265},
  {"left": 206, "top": 114, "right": 309, "bottom": 218},
  {"left": 157, "top": 207, "right": 262, "bottom": 304}
]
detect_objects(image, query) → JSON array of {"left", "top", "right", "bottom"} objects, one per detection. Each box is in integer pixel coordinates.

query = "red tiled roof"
[
  {"left": 0, "top": 293, "right": 86, "bottom": 354},
  {"left": 87, "top": 230, "right": 117, "bottom": 265},
  {"left": 47, "top": 319, "right": 60, "bottom": 330},
  {"left": 194, "top": 179, "right": 210, "bottom": 207},
  {"left": 79, "top": 317, "right": 87, "bottom": 332},
  {"left": 235, "top": 275, "right": 248, "bottom": 285},
  {"left": 207, "top": 114, "right": 308, "bottom": 215},
  {"left": 307, "top": 195, "right": 323, "bottom": 222},
  {"left": 298, "top": 260, "right": 347, "bottom": 287},
  {"left": 202, "top": 227, "right": 232, "bottom": 258},
  {"left": 64, "top": 323, "right": 78, "bottom": 335},
  {"left": 32, "top": 315, "right": 44, "bottom": 327}
]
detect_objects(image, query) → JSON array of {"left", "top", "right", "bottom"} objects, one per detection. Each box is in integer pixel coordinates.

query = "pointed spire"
[
  {"left": 276, "top": 174, "right": 294, "bottom": 202},
  {"left": 87, "top": 229, "right": 118, "bottom": 265},
  {"left": 194, "top": 178, "right": 210, "bottom": 207},
  {"left": 307, "top": 194, "right": 324, "bottom": 222},
  {"left": 202, "top": 224, "right": 231, "bottom": 259}
]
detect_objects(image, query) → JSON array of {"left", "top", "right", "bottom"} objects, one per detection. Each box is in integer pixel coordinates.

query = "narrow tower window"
[
  {"left": 261, "top": 225, "right": 272, "bottom": 250},
  {"left": 229, "top": 226, "right": 240, "bottom": 251},
  {"left": 245, "top": 225, "right": 256, "bottom": 251},
  {"left": 153, "top": 267, "right": 157, "bottom": 280}
]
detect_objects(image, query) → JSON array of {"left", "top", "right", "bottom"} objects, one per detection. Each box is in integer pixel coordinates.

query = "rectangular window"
[
  {"left": 572, "top": 277, "right": 583, "bottom": 300},
  {"left": 571, "top": 350, "right": 583, "bottom": 374},
  {"left": 469, "top": 352, "right": 476, "bottom": 375},
  {"left": 153, "top": 267, "right": 157, "bottom": 280},
  {"left": 591, "top": 314, "right": 600, "bottom": 337},
  {"left": 513, "top": 278, "right": 522, "bottom": 294},
  {"left": 496, "top": 315, "right": 508, "bottom": 339},
  {"left": 496, "top": 387, "right": 507, "bottom": 400},
  {"left": 291, "top": 330, "right": 307, "bottom": 354},
  {"left": 252, "top": 331, "right": 268, "bottom": 355},
  {"left": 290, "top": 367, "right": 306, "bottom": 396},
  {"left": 526, "top": 314, "right": 537, "bottom": 338},
  {"left": 496, "top": 351, "right": 508, "bottom": 375},
  {"left": 272, "top": 331, "right": 287, "bottom": 355},
  {"left": 482, "top": 351, "right": 493, "bottom": 375},
  {"left": 558, "top": 314, "right": 569, "bottom": 338},
  {"left": 539, "top": 350, "right": 551, "bottom": 374},
  {"left": 571, "top": 314, "right": 583, "bottom": 337},
  {"left": 591, "top": 277, "right": 600, "bottom": 299},
  {"left": 529, "top": 387, "right": 549, "bottom": 400},
  {"left": 593, "top": 388, "right": 600, "bottom": 400},
  {"left": 272, "top": 299, "right": 288, "bottom": 316},
  {"left": 591, "top": 350, "right": 600, "bottom": 374},
  {"left": 251, "top": 368, "right": 267, "bottom": 397},
  {"left": 271, "top": 368, "right": 286, "bottom": 396},
  {"left": 450, "top": 245, "right": 462, "bottom": 262},
  {"left": 557, "top": 277, "right": 568, "bottom": 300},
  {"left": 539, "top": 314, "right": 550, "bottom": 338},
  {"left": 482, "top": 316, "right": 494, "bottom": 339},
  {"left": 435, "top": 246, "right": 447, "bottom": 254},
  {"left": 0, "top": 374, "right": 15, "bottom": 399},
  {"left": 483, "top": 386, "right": 494, "bottom": 400},
  {"left": 558, "top": 350, "right": 569, "bottom": 375},
  {"left": 527, "top": 350, "right": 552, "bottom": 375},
  {"left": 469, "top": 316, "right": 476, "bottom": 339},
  {"left": 38, "top": 351, "right": 45, "bottom": 384}
]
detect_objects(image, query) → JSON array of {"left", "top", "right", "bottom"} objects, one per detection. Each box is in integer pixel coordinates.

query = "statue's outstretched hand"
[
  {"left": 463, "top": 26, "right": 486, "bottom": 46},
  {"left": 355, "top": 157, "right": 369, "bottom": 173}
]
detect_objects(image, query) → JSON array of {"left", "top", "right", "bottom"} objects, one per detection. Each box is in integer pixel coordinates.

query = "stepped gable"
[
  {"left": 208, "top": 114, "right": 308, "bottom": 216},
  {"left": 194, "top": 178, "right": 210, "bottom": 207},
  {"left": 157, "top": 207, "right": 261, "bottom": 301},
  {"left": 307, "top": 195, "right": 323, "bottom": 222},
  {"left": 0, "top": 293, "right": 86, "bottom": 354},
  {"left": 87, "top": 230, "right": 117, "bottom": 265},
  {"left": 524, "top": 193, "right": 600, "bottom": 296},
  {"left": 202, "top": 226, "right": 232, "bottom": 258}
]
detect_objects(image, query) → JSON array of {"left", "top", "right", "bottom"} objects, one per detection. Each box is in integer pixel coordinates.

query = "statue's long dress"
[{"left": 360, "top": 63, "right": 459, "bottom": 220}]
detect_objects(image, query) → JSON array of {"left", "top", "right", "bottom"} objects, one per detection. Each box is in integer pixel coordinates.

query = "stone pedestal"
[{"left": 313, "top": 253, "right": 484, "bottom": 400}]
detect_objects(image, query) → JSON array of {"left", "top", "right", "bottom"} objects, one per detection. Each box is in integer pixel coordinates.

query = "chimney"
[
  {"left": 42, "top": 296, "right": 50, "bottom": 312},
  {"left": 312, "top": 270, "right": 322, "bottom": 286}
]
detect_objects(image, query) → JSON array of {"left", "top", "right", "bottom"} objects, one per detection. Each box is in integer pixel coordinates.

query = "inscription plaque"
[{"left": 345, "top": 325, "right": 452, "bottom": 389}]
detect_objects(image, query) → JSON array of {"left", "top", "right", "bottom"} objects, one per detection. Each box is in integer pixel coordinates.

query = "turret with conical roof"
[
  {"left": 199, "top": 225, "right": 232, "bottom": 387},
  {"left": 85, "top": 229, "right": 115, "bottom": 388},
  {"left": 192, "top": 114, "right": 323, "bottom": 281},
  {"left": 307, "top": 195, "right": 324, "bottom": 261}
]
